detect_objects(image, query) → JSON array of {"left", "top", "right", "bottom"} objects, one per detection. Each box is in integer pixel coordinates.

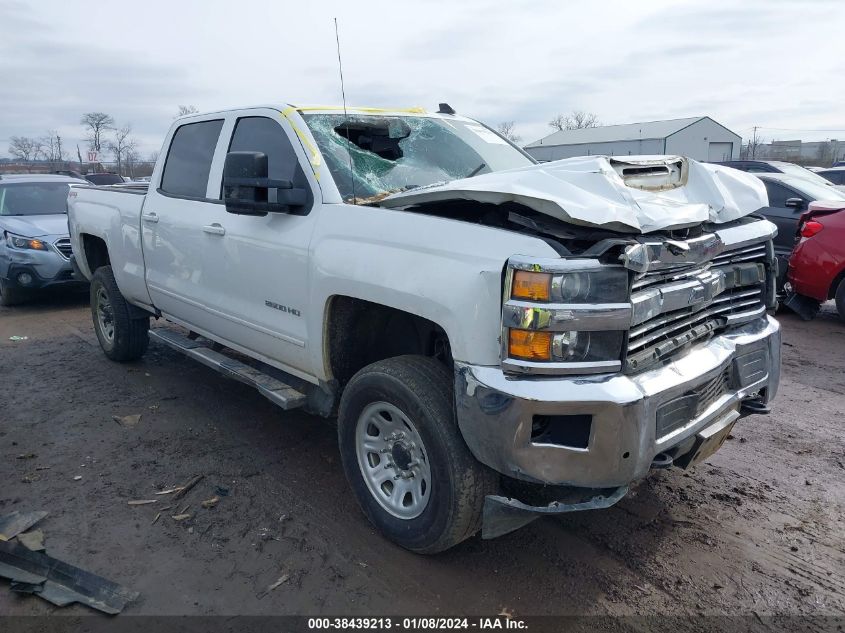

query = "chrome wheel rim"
[
  {"left": 355, "top": 401, "right": 432, "bottom": 520},
  {"left": 95, "top": 287, "right": 115, "bottom": 344}
]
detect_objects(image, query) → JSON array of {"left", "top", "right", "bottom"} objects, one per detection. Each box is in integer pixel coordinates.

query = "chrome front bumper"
[{"left": 455, "top": 316, "right": 781, "bottom": 487}]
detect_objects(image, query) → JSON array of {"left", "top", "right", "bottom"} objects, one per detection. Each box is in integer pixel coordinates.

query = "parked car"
[
  {"left": 816, "top": 167, "right": 845, "bottom": 189},
  {"left": 84, "top": 172, "right": 124, "bottom": 186},
  {"left": 715, "top": 160, "right": 839, "bottom": 189},
  {"left": 753, "top": 173, "right": 845, "bottom": 288},
  {"left": 0, "top": 174, "right": 88, "bottom": 305},
  {"left": 785, "top": 201, "right": 845, "bottom": 321},
  {"left": 804, "top": 166, "right": 826, "bottom": 172},
  {"left": 68, "top": 105, "right": 781, "bottom": 552}
]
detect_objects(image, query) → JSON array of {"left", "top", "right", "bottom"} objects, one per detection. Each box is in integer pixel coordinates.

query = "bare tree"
[
  {"left": 80, "top": 112, "right": 115, "bottom": 153},
  {"left": 8, "top": 136, "right": 41, "bottom": 162},
  {"left": 42, "top": 130, "right": 67, "bottom": 165},
  {"left": 548, "top": 110, "right": 600, "bottom": 131},
  {"left": 176, "top": 105, "right": 199, "bottom": 118},
  {"left": 496, "top": 121, "right": 521, "bottom": 143},
  {"left": 816, "top": 140, "right": 835, "bottom": 166},
  {"left": 107, "top": 124, "right": 138, "bottom": 176},
  {"left": 741, "top": 134, "right": 766, "bottom": 160},
  {"left": 148, "top": 150, "right": 160, "bottom": 164}
]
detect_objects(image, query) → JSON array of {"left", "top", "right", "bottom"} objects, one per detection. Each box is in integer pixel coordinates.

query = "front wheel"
[
  {"left": 337, "top": 356, "right": 497, "bottom": 554},
  {"left": 90, "top": 265, "right": 149, "bottom": 361}
]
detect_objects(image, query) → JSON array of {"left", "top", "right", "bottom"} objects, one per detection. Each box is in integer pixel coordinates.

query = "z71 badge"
[{"left": 265, "top": 300, "right": 301, "bottom": 317}]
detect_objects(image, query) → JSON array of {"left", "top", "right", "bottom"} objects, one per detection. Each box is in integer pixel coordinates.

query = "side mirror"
[
  {"left": 785, "top": 197, "right": 805, "bottom": 209},
  {"left": 222, "top": 151, "right": 307, "bottom": 216}
]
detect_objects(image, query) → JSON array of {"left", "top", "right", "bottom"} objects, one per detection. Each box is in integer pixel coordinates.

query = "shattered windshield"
[{"left": 302, "top": 113, "right": 534, "bottom": 203}]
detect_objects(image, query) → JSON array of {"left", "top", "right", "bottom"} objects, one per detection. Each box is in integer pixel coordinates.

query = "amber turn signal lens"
[
  {"left": 512, "top": 270, "right": 551, "bottom": 301},
  {"left": 28, "top": 239, "right": 46, "bottom": 250},
  {"left": 508, "top": 329, "right": 552, "bottom": 361}
]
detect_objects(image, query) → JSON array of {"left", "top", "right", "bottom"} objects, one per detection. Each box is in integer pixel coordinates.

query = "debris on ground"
[
  {"left": 201, "top": 496, "right": 219, "bottom": 509},
  {"left": 17, "top": 530, "right": 45, "bottom": 552},
  {"left": 73, "top": 475, "right": 82, "bottom": 481},
  {"left": 172, "top": 474, "right": 204, "bottom": 500},
  {"left": 8, "top": 336, "right": 29, "bottom": 341},
  {"left": 215, "top": 486, "right": 230, "bottom": 497},
  {"left": 258, "top": 572, "right": 290, "bottom": 598},
  {"left": 0, "top": 540, "right": 138, "bottom": 614},
  {"left": 16, "top": 453, "right": 36, "bottom": 460},
  {"left": 112, "top": 414, "right": 142, "bottom": 428},
  {"left": 0, "top": 511, "right": 48, "bottom": 542},
  {"left": 127, "top": 500, "right": 157, "bottom": 506},
  {"left": 151, "top": 512, "right": 161, "bottom": 525},
  {"left": 171, "top": 514, "right": 192, "bottom": 521},
  {"left": 155, "top": 487, "right": 182, "bottom": 495}
]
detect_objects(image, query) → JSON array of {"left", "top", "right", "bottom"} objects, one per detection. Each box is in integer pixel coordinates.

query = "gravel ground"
[{"left": 0, "top": 291, "right": 843, "bottom": 622}]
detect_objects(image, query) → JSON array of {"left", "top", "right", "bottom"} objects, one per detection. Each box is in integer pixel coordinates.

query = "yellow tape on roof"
[
  {"left": 294, "top": 105, "right": 427, "bottom": 114},
  {"left": 280, "top": 106, "right": 321, "bottom": 179}
]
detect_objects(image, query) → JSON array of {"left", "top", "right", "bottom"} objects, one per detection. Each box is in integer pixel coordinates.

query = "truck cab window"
[
  {"left": 160, "top": 119, "right": 224, "bottom": 198},
  {"left": 226, "top": 116, "right": 312, "bottom": 208}
]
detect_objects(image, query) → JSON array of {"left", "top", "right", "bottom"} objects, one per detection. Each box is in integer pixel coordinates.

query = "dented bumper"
[{"left": 455, "top": 315, "right": 781, "bottom": 488}]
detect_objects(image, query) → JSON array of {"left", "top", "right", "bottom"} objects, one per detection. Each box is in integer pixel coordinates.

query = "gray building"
[
  {"left": 753, "top": 139, "right": 845, "bottom": 166},
  {"left": 524, "top": 116, "right": 741, "bottom": 162}
]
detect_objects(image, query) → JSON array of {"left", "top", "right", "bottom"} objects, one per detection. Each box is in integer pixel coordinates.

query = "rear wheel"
[
  {"left": 90, "top": 266, "right": 149, "bottom": 361},
  {"left": 836, "top": 278, "right": 845, "bottom": 322},
  {"left": 0, "top": 279, "right": 28, "bottom": 306},
  {"left": 337, "top": 355, "right": 497, "bottom": 554}
]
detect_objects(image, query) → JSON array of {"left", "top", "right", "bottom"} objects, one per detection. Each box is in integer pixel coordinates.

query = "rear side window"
[
  {"left": 821, "top": 171, "right": 845, "bottom": 185},
  {"left": 161, "top": 120, "right": 224, "bottom": 198},
  {"left": 226, "top": 116, "right": 312, "bottom": 208},
  {"left": 763, "top": 181, "right": 795, "bottom": 208}
]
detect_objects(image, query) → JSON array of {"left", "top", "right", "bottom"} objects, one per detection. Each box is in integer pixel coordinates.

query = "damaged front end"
[{"left": 482, "top": 485, "right": 628, "bottom": 539}]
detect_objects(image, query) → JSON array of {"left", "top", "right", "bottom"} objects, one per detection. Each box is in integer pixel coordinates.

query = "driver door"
[{"left": 199, "top": 111, "right": 319, "bottom": 376}]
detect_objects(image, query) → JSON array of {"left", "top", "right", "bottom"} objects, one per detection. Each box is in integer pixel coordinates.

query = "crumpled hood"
[
  {"left": 379, "top": 155, "right": 768, "bottom": 234},
  {"left": 0, "top": 214, "right": 70, "bottom": 238}
]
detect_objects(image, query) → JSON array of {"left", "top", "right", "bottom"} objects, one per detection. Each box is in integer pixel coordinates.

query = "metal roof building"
[{"left": 524, "top": 116, "right": 741, "bottom": 162}]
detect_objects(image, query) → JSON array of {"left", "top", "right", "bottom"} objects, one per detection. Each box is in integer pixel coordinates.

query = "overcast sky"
[{"left": 1, "top": 0, "right": 843, "bottom": 159}]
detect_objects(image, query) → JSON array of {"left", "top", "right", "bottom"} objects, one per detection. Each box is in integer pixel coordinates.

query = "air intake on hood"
[{"left": 610, "top": 157, "right": 686, "bottom": 192}]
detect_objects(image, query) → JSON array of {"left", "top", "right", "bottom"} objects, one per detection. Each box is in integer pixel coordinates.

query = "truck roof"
[{"left": 174, "top": 104, "right": 471, "bottom": 121}]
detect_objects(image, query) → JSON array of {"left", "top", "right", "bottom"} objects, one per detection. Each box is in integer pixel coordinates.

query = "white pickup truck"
[{"left": 68, "top": 104, "right": 781, "bottom": 553}]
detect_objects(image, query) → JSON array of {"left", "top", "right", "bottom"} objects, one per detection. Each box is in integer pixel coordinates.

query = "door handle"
[
  {"left": 202, "top": 223, "right": 226, "bottom": 236},
  {"left": 141, "top": 212, "right": 159, "bottom": 223}
]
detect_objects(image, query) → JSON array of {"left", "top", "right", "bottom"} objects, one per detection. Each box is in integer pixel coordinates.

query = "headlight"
[
  {"left": 5, "top": 233, "right": 47, "bottom": 251},
  {"left": 504, "top": 259, "right": 631, "bottom": 374},
  {"left": 512, "top": 269, "right": 628, "bottom": 303},
  {"left": 551, "top": 330, "right": 624, "bottom": 362}
]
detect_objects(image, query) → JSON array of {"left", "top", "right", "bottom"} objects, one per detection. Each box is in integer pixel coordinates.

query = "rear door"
[{"left": 141, "top": 117, "right": 227, "bottom": 330}]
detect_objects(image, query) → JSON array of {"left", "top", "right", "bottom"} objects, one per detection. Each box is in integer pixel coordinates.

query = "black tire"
[
  {"left": 836, "top": 278, "right": 845, "bottom": 323},
  {"left": 0, "top": 279, "right": 28, "bottom": 306},
  {"left": 90, "top": 265, "right": 149, "bottom": 361},
  {"left": 337, "top": 355, "right": 497, "bottom": 554}
]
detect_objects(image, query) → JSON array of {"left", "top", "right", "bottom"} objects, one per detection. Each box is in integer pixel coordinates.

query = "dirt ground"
[{"left": 1, "top": 290, "right": 843, "bottom": 621}]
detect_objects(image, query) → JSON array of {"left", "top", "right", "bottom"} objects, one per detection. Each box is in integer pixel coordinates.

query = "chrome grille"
[
  {"left": 626, "top": 241, "right": 769, "bottom": 373},
  {"left": 54, "top": 238, "right": 73, "bottom": 259}
]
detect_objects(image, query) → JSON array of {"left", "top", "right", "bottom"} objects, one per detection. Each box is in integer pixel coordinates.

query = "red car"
[{"left": 785, "top": 200, "right": 845, "bottom": 321}]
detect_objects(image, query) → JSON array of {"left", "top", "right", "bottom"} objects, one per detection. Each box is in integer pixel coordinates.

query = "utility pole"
[{"left": 751, "top": 126, "right": 758, "bottom": 159}]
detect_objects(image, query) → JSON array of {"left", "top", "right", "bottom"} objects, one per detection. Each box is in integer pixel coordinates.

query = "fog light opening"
[
  {"left": 16, "top": 272, "right": 33, "bottom": 286},
  {"left": 530, "top": 414, "right": 592, "bottom": 449}
]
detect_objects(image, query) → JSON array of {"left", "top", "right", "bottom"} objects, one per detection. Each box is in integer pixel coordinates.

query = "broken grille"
[
  {"left": 655, "top": 367, "right": 732, "bottom": 439},
  {"left": 626, "top": 241, "right": 769, "bottom": 373}
]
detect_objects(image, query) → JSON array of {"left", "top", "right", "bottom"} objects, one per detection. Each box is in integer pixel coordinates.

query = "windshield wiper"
[{"left": 465, "top": 162, "right": 487, "bottom": 179}]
